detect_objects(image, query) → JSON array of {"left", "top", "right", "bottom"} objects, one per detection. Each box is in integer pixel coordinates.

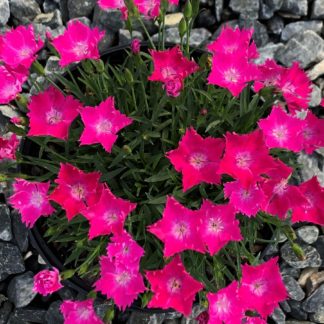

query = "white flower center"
[
  {"left": 19, "top": 47, "right": 32, "bottom": 58},
  {"left": 161, "top": 66, "right": 177, "bottom": 79},
  {"left": 77, "top": 306, "right": 91, "bottom": 320},
  {"left": 72, "top": 42, "right": 89, "bottom": 57},
  {"left": 273, "top": 179, "right": 288, "bottom": 196},
  {"left": 189, "top": 152, "right": 208, "bottom": 170},
  {"left": 70, "top": 183, "right": 86, "bottom": 200},
  {"left": 250, "top": 279, "right": 267, "bottom": 296},
  {"left": 172, "top": 221, "right": 190, "bottom": 240},
  {"left": 95, "top": 119, "right": 112, "bottom": 134},
  {"left": 30, "top": 191, "right": 44, "bottom": 207},
  {"left": 272, "top": 125, "right": 288, "bottom": 142},
  {"left": 103, "top": 211, "right": 119, "bottom": 225},
  {"left": 281, "top": 82, "right": 296, "bottom": 95},
  {"left": 115, "top": 271, "right": 132, "bottom": 286},
  {"left": 224, "top": 68, "right": 240, "bottom": 83},
  {"left": 214, "top": 295, "right": 231, "bottom": 315},
  {"left": 235, "top": 152, "right": 252, "bottom": 169},
  {"left": 167, "top": 277, "right": 182, "bottom": 294},
  {"left": 46, "top": 108, "right": 62, "bottom": 125},
  {"left": 207, "top": 217, "right": 224, "bottom": 235}
]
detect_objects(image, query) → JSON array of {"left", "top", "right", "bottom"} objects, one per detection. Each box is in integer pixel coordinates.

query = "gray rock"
[
  {"left": 298, "top": 153, "right": 324, "bottom": 187},
  {"left": 69, "top": 16, "right": 91, "bottom": 26},
  {"left": 0, "top": 204, "right": 12, "bottom": 241},
  {"left": 11, "top": 210, "right": 29, "bottom": 253},
  {"left": 229, "top": 0, "right": 260, "bottom": 19},
  {"left": 0, "top": 301, "right": 12, "bottom": 324},
  {"left": 298, "top": 268, "right": 319, "bottom": 287},
  {"left": 280, "top": 300, "right": 291, "bottom": 313},
  {"left": 68, "top": 0, "right": 96, "bottom": 18},
  {"left": 43, "top": 0, "right": 58, "bottom": 13},
  {"left": 0, "top": 242, "right": 25, "bottom": 281},
  {"left": 0, "top": 0, "right": 10, "bottom": 26},
  {"left": 9, "top": 0, "right": 41, "bottom": 21},
  {"left": 260, "top": 0, "right": 283, "bottom": 19},
  {"left": 267, "top": 15, "right": 284, "bottom": 35},
  {"left": 215, "top": 0, "right": 223, "bottom": 21},
  {"left": 49, "top": 26, "right": 66, "bottom": 38},
  {"left": 281, "top": 20, "right": 323, "bottom": 42},
  {"left": 288, "top": 300, "right": 308, "bottom": 320},
  {"left": 280, "top": 263, "right": 301, "bottom": 279},
  {"left": 32, "top": 23, "right": 48, "bottom": 41},
  {"left": 59, "top": 0, "right": 68, "bottom": 23},
  {"left": 93, "top": 5, "right": 124, "bottom": 32},
  {"left": 239, "top": 19, "right": 269, "bottom": 47},
  {"left": 98, "top": 30, "right": 116, "bottom": 54},
  {"left": 33, "top": 9, "right": 63, "bottom": 29},
  {"left": 310, "top": 306, "right": 324, "bottom": 323},
  {"left": 286, "top": 322, "right": 313, "bottom": 324},
  {"left": 308, "top": 60, "right": 324, "bottom": 81},
  {"left": 119, "top": 29, "right": 143, "bottom": 45},
  {"left": 296, "top": 226, "right": 320, "bottom": 244},
  {"left": 7, "top": 272, "right": 37, "bottom": 308},
  {"left": 281, "top": 241, "right": 322, "bottom": 269},
  {"left": 261, "top": 242, "right": 279, "bottom": 260},
  {"left": 283, "top": 276, "right": 306, "bottom": 301},
  {"left": 94, "top": 301, "right": 114, "bottom": 320},
  {"left": 45, "top": 56, "right": 64, "bottom": 76},
  {"left": 311, "top": 0, "right": 324, "bottom": 19},
  {"left": 254, "top": 42, "right": 284, "bottom": 65},
  {"left": 127, "top": 310, "right": 181, "bottom": 324},
  {"left": 45, "top": 301, "right": 64, "bottom": 324},
  {"left": 306, "top": 271, "right": 324, "bottom": 295},
  {"left": 302, "top": 284, "right": 324, "bottom": 313},
  {"left": 10, "top": 308, "right": 47, "bottom": 323},
  {"left": 270, "top": 307, "right": 286, "bottom": 324},
  {"left": 310, "top": 84, "right": 322, "bottom": 107},
  {"left": 314, "top": 236, "right": 324, "bottom": 267},
  {"left": 280, "top": 0, "right": 308, "bottom": 16},
  {"left": 181, "top": 305, "right": 206, "bottom": 324}
]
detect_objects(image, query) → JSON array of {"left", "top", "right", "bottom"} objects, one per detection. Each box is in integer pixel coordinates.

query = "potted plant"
[{"left": 1, "top": 0, "right": 324, "bottom": 323}]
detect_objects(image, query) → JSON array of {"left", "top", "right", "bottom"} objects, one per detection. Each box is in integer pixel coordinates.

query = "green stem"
[{"left": 138, "top": 17, "right": 156, "bottom": 49}]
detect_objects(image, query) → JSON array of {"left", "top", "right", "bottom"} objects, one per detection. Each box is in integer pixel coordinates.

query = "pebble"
[
  {"left": 283, "top": 276, "right": 305, "bottom": 301},
  {"left": 309, "top": 306, "right": 324, "bottom": 323},
  {"left": 9, "top": 308, "right": 47, "bottom": 323},
  {"left": 11, "top": 210, "right": 29, "bottom": 253},
  {"left": 311, "top": 0, "right": 324, "bottom": 19},
  {"left": 306, "top": 271, "right": 324, "bottom": 295},
  {"left": 43, "top": 0, "right": 59, "bottom": 13},
  {"left": 119, "top": 29, "right": 143, "bottom": 45},
  {"left": 239, "top": 19, "right": 269, "bottom": 47},
  {"left": 67, "top": 0, "right": 96, "bottom": 18},
  {"left": 280, "top": 262, "right": 301, "bottom": 279},
  {"left": 288, "top": 300, "right": 308, "bottom": 320},
  {"left": 127, "top": 310, "right": 182, "bottom": 323},
  {"left": 45, "top": 301, "right": 64, "bottom": 324},
  {"left": 33, "top": 9, "right": 63, "bottom": 29},
  {"left": 215, "top": 0, "right": 223, "bottom": 21},
  {"left": 280, "top": 0, "right": 308, "bottom": 16},
  {"left": 196, "top": 9, "right": 216, "bottom": 29},
  {"left": 267, "top": 15, "right": 284, "bottom": 35},
  {"left": 164, "top": 13, "right": 184, "bottom": 28},
  {"left": 310, "top": 84, "right": 322, "bottom": 107},
  {"left": 281, "top": 20, "right": 323, "bottom": 42},
  {"left": 296, "top": 226, "right": 320, "bottom": 244},
  {"left": 314, "top": 236, "right": 324, "bottom": 267},
  {"left": 92, "top": 5, "right": 124, "bottom": 32},
  {"left": 9, "top": 0, "right": 41, "bottom": 21},
  {"left": 0, "top": 301, "right": 13, "bottom": 324},
  {"left": 302, "top": 284, "right": 324, "bottom": 313},
  {"left": 270, "top": 307, "right": 286, "bottom": 324},
  {"left": 254, "top": 42, "right": 284, "bottom": 65},
  {"left": 0, "top": 204, "right": 12, "bottom": 242},
  {"left": 0, "top": 0, "right": 10, "bottom": 26},
  {"left": 298, "top": 268, "right": 319, "bottom": 287},
  {"left": 181, "top": 305, "right": 206, "bottom": 324},
  {"left": 259, "top": 0, "right": 283, "bottom": 19},
  {"left": 44, "top": 56, "right": 63, "bottom": 75},
  {"left": 308, "top": 60, "right": 324, "bottom": 81},
  {"left": 229, "top": 0, "right": 260, "bottom": 20},
  {"left": 298, "top": 153, "right": 324, "bottom": 187}
]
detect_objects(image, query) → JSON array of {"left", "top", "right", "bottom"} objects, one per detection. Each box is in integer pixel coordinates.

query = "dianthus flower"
[
  {"left": 9, "top": 179, "right": 55, "bottom": 228},
  {"left": 244, "top": 317, "right": 267, "bottom": 324},
  {"left": 146, "top": 255, "right": 204, "bottom": 316},
  {"left": 0, "top": 133, "right": 19, "bottom": 160},
  {"left": 238, "top": 257, "right": 287, "bottom": 318},
  {"left": 60, "top": 299, "right": 103, "bottom": 324},
  {"left": 80, "top": 96, "right": 132, "bottom": 152},
  {"left": 49, "top": 163, "right": 103, "bottom": 220},
  {"left": 95, "top": 256, "right": 146, "bottom": 310},
  {"left": 148, "top": 46, "right": 199, "bottom": 97},
  {"left": 27, "top": 86, "right": 82, "bottom": 140},
  {"left": 198, "top": 201, "right": 242, "bottom": 255},
  {"left": 98, "top": 0, "right": 128, "bottom": 19},
  {"left": 166, "top": 127, "right": 224, "bottom": 191},
  {"left": 83, "top": 187, "right": 137, "bottom": 239},
  {"left": 134, "top": 0, "right": 161, "bottom": 18},
  {"left": 131, "top": 38, "right": 141, "bottom": 54},
  {"left": 0, "top": 25, "right": 43, "bottom": 69},
  {"left": 33, "top": 268, "right": 63, "bottom": 296},
  {"left": 51, "top": 21, "right": 105, "bottom": 67},
  {"left": 291, "top": 176, "right": 324, "bottom": 225},
  {"left": 207, "top": 281, "right": 244, "bottom": 324},
  {"left": 148, "top": 196, "right": 205, "bottom": 257}
]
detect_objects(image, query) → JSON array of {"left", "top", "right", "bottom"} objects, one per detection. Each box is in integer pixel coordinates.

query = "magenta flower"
[
  {"left": 0, "top": 25, "right": 43, "bottom": 69},
  {"left": 107, "top": 230, "right": 144, "bottom": 267},
  {"left": 207, "top": 281, "right": 244, "bottom": 324},
  {"left": 0, "top": 134, "right": 19, "bottom": 160},
  {"left": 244, "top": 317, "right": 267, "bottom": 324},
  {"left": 95, "top": 256, "right": 146, "bottom": 310},
  {"left": 49, "top": 163, "right": 103, "bottom": 220},
  {"left": 292, "top": 176, "right": 324, "bottom": 225},
  {"left": 218, "top": 130, "right": 275, "bottom": 188},
  {"left": 238, "top": 257, "right": 287, "bottom": 318},
  {"left": 134, "top": 0, "right": 161, "bottom": 18},
  {"left": 80, "top": 97, "right": 133, "bottom": 152},
  {"left": 146, "top": 255, "right": 204, "bottom": 316},
  {"left": 98, "top": 0, "right": 128, "bottom": 19},
  {"left": 83, "top": 186, "right": 137, "bottom": 239},
  {"left": 198, "top": 201, "right": 242, "bottom": 256},
  {"left": 33, "top": 268, "right": 63, "bottom": 296},
  {"left": 148, "top": 196, "right": 205, "bottom": 257},
  {"left": 166, "top": 127, "right": 224, "bottom": 191},
  {"left": 51, "top": 21, "right": 105, "bottom": 67},
  {"left": 258, "top": 105, "right": 305, "bottom": 152},
  {"left": 27, "top": 86, "right": 82, "bottom": 140},
  {"left": 148, "top": 46, "right": 199, "bottom": 97},
  {"left": 224, "top": 180, "right": 265, "bottom": 217},
  {"left": 9, "top": 179, "right": 55, "bottom": 228},
  {"left": 131, "top": 38, "right": 141, "bottom": 54},
  {"left": 60, "top": 299, "right": 103, "bottom": 324}
]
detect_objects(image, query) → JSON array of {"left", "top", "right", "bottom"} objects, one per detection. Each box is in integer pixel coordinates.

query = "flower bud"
[
  {"left": 178, "top": 18, "right": 187, "bottom": 38},
  {"left": 131, "top": 38, "right": 141, "bottom": 54},
  {"left": 123, "top": 145, "right": 132, "bottom": 153},
  {"left": 184, "top": 0, "right": 192, "bottom": 19},
  {"left": 125, "top": 68, "right": 134, "bottom": 83}
]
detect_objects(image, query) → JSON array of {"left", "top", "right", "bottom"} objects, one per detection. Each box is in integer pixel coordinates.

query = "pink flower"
[
  {"left": 207, "top": 281, "right": 244, "bottom": 324},
  {"left": 98, "top": 0, "right": 128, "bottom": 19},
  {"left": 0, "top": 134, "right": 19, "bottom": 160},
  {"left": 224, "top": 180, "right": 265, "bottom": 217},
  {"left": 80, "top": 97, "right": 132, "bottom": 152},
  {"left": 166, "top": 127, "right": 224, "bottom": 192},
  {"left": 238, "top": 257, "right": 287, "bottom": 318},
  {"left": 95, "top": 256, "right": 146, "bottom": 310},
  {"left": 0, "top": 25, "right": 43, "bottom": 69},
  {"left": 146, "top": 255, "right": 204, "bottom": 316},
  {"left": 196, "top": 311, "right": 209, "bottom": 324},
  {"left": 60, "top": 299, "right": 103, "bottom": 324},
  {"left": 258, "top": 105, "right": 305, "bottom": 152},
  {"left": 292, "top": 176, "right": 324, "bottom": 225},
  {"left": 131, "top": 38, "right": 141, "bottom": 54},
  {"left": 198, "top": 201, "right": 242, "bottom": 255},
  {"left": 218, "top": 130, "right": 275, "bottom": 188},
  {"left": 321, "top": 98, "right": 324, "bottom": 107},
  {"left": 51, "top": 21, "right": 105, "bottom": 67},
  {"left": 134, "top": 0, "right": 161, "bottom": 18},
  {"left": 9, "top": 179, "right": 55, "bottom": 228},
  {"left": 107, "top": 230, "right": 144, "bottom": 267},
  {"left": 263, "top": 158, "right": 293, "bottom": 181},
  {"left": 244, "top": 317, "right": 267, "bottom": 324},
  {"left": 27, "top": 86, "right": 82, "bottom": 140},
  {"left": 148, "top": 46, "right": 199, "bottom": 97},
  {"left": 49, "top": 163, "right": 103, "bottom": 220},
  {"left": 10, "top": 117, "right": 23, "bottom": 125},
  {"left": 0, "top": 65, "right": 28, "bottom": 104},
  {"left": 83, "top": 186, "right": 137, "bottom": 239},
  {"left": 148, "top": 196, "right": 205, "bottom": 257},
  {"left": 33, "top": 268, "right": 63, "bottom": 296}
]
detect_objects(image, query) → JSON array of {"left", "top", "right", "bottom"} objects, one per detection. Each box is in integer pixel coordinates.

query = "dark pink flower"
[
  {"left": 80, "top": 96, "right": 132, "bottom": 152},
  {"left": 238, "top": 257, "right": 287, "bottom": 318},
  {"left": 95, "top": 256, "right": 146, "bottom": 310},
  {"left": 60, "top": 299, "right": 103, "bottom": 324},
  {"left": 148, "top": 196, "right": 205, "bottom": 257},
  {"left": 258, "top": 105, "right": 305, "bottom": 152},
  {"left": 198, "top": 201, "right": 242, "bottom": 255},
  {"left": 244, "top": 317, "right": 267, "bottom": 324},
  {"left": 83, "top": 187, "right": 137, "bottom": 239},
  {"left": 51, "top": 21, "right": 105, "bottom": 67},
  {"left": 10, "top": 117, "right": 23, "bottom": 125},
  {"left": 9, "top": 179, "right": 55, "bottom": 228},
  {"left": 292, "top": 176, "right": 324, "bottom": 225},
  {"left": 134, "top": 0, "right": 161, "bottom": 18},
  {"left": 27, "top": 86, "right": 82, "bottom": 140},
  {"left": 146, "top": 255, "right": 204, "bottom": 316},
  {"left": 0, "top": 134, "right": 19, "bottom": 160},
  {"left": 33, "top": 268, "right": 63, "bottom": 296},
  {"left": 166, "top": 127, "right": 224, "bottom": 191},
  {"left": 207, "top": 281, "right": 244, "bottom": 324},
  {"left": 49, "top": 163, "right": 103, "bottom": 220},
  {"left": 196, "top": 310, "right": 209, "bottom": 324},
  {"left": 131, "top": 38, "right": 141, "bottom": 54},
  {"left": 98, "top": 0, "right": 128, "bottom": 19},
  {"left": 0, "top": 25, "right": 43, "bottom": 69}
]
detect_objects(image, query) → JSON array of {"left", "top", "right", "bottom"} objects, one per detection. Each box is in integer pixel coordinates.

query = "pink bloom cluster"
[
  {"left": 33, "top": 268, "right": 63, "bottom": 296},
  {"left": 0, "top": 134, "right": 19, "bottom": 160}
]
